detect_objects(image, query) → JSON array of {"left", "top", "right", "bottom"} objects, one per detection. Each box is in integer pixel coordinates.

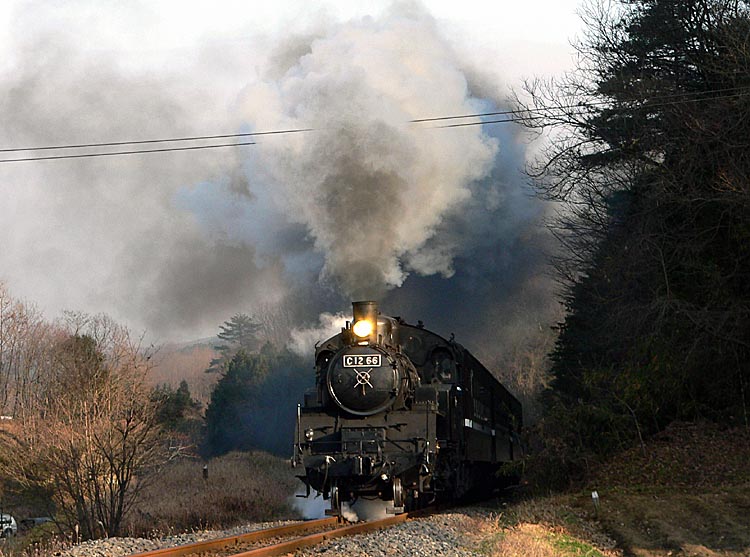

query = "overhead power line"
[
  {"left": 0, "top": 141, "right": 257, "bottom": 163},
  {"left": 0, "top": 127, "right": 312, "bottom": 154},
  {"left": 432, "top": 89, "right": 750, "bottom": 128},
  {"left": 411, "top": 84, "right": 750, "bottom": 123},
  {"left": 1, "top": 85, "right": 749, "bottom": 163}
]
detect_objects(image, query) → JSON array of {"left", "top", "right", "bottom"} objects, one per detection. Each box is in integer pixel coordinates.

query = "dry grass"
[
  {"left": 494, "top": 523, "right": 605, "bottom": 557},
  {"left": 578, "top": 486, "right": 750, "bottom": 557},
  {"left": 462, "top": 499, "right": 622, "bottom": 557},
  {"left": 492, "top": 524, "right": 559, "bottom": 557},
  {"left": 123, "top": 451, "right": 300, "bottom": 536},
  {"left": 0, "top": 523, "right": 64, "bottom": 557},
  {"left": 0, "top": 451, "right": 300, "bottom": 555}
]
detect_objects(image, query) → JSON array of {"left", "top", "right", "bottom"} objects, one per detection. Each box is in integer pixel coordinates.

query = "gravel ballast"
[
  {"left": 55, "top": 520, "right": 298, "bottom": 557},
  {"left": 296, "top": 512, "right": 482, "bottom": 557},
  {"left": 53, "top": 511, "right": 484, "bottom": 557}
]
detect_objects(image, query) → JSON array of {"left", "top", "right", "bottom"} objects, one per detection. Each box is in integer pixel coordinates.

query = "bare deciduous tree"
[
  {"left": 0, "top": 310, "right": 164, "bottom": 539},
  {"left": 0, "top": 283, "right": 52, "bottom": 418}
]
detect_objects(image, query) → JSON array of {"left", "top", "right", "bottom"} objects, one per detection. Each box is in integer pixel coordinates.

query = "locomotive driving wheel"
[
  {"left": 392, "top": 477, "right": 404, "bottom": 509},
  {"left": 330, "top": 484, "right": 341, "bottom": 516}
]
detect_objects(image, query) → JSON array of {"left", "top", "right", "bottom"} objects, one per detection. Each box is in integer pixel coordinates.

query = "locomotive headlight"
[
  {"left": 352, "top": 319, "right": 373, "bottom": 338},
  {"left": 305, "top": 428, "right": 314, "bottom": 442}
]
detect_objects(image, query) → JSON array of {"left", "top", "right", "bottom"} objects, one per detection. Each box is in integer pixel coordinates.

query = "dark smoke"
[
  {"left": 379, "top": 120, "right": 558, "bottom": 361},
  {"left": 233, "top": 5, "right": 499, "bottom": 299}
]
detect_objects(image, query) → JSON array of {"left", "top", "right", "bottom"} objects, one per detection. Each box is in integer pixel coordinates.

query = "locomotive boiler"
[{"left": 292, "top": 301, "right": 522, "bottom": 515}]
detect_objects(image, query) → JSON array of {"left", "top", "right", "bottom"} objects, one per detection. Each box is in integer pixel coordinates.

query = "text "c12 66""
[{"left": 343, "top": 354, "right": 381, "bottom": 367}]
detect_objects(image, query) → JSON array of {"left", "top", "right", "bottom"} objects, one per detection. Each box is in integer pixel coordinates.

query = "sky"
[
  {"left": 0, "top": 1, "right": 582, "bottom": 78},
  {"left": 0, "top": 0, "right": 585, "bottom": 347}
]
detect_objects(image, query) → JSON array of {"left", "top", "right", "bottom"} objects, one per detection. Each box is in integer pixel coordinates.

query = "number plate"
[{"left": 343, "top": 354, "right": 381, "bottom": 367}]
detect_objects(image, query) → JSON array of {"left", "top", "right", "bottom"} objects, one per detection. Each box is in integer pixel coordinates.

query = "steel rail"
[
  {"left": 128, "top": 509, "right": 428, "bottom": 557},
  {"left": 231, "top": 512, "right": 413, "bottom": 557},
  {"left": 127, "top": 516, "right": 339, "bottom": 557}
]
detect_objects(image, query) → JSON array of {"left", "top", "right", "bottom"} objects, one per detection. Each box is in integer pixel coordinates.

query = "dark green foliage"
[
  {"left": 206, "top": 313, "right": 261, "bottom": 373},
  {"left": 204, "top": 351, "right": 268, "bottom": 455},
  {"left": 203, "top": 345, "right": 312, "bottom": 457},
  {"left": 519, "top": 0, "right": 750, "bottom": 468},
  {"left": 152, "top": 380, "right": 201, "bottom": 431}
]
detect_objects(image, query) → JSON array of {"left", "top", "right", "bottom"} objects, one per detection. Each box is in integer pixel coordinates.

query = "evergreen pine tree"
[
  {"left": 203, "top": 351, "right": 270, "bottom": 455},
  {"left": 206, "top": 313, "right": 261, "bottom": 373}
]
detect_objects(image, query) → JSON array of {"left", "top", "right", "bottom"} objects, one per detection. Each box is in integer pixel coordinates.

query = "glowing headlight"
[
  {"left": 305, "top": 428, "right": 314, "bottom": 442},
  {"left": 352, "top": 319, "right": 373, "bottom": 338}
]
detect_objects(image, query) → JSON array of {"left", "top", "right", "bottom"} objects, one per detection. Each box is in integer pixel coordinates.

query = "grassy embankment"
[
  {"left": 464, "top": 422, "right": 750, "bottom": 557},
  {"left": 6, "top": 423, "right": 749, "bottom": 556}
]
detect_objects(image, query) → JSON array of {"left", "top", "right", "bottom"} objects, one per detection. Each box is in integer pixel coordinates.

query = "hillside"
[
  {"left": 471, "top": 422, "right": 750, "bottom": 557},
  {"left": 587, "top": 422, "right": 750, "bottom": 556}
]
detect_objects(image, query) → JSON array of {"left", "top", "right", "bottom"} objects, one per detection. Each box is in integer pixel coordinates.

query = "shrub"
[{"left": 124, "top": 451, "right": 300, "bottom": 536}]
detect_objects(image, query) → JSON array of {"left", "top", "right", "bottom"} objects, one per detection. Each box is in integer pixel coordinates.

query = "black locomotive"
[{"left": 292, "top": 301, "right": 522, "bottom": 515}]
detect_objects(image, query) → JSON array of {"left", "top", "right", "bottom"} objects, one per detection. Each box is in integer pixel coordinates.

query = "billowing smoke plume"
[
  {"left": 235, "top": 7, "right": 497, "bottom": 298},
  {"left": 0, "top": 9, "right": 285, "bottom": 340},
  {"left": 0, "top": 3, "right": 556, "bottom": 355}
]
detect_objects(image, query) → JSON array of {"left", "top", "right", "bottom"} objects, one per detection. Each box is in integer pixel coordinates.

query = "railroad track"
[{"left": 128, "top": 511, "right": 423, "bottom": 557}]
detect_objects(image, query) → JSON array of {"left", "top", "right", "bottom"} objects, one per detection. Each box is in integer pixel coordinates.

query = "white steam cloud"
[{"left": 288, "top": 312, "right": 347, "bottom": 357}]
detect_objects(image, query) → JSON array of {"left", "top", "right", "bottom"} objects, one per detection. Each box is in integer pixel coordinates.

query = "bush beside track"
[{"left": 123, "top": 451, "right": 300, "bottom": 537}]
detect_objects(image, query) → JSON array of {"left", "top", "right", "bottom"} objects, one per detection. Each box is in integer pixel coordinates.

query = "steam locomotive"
[{"left": 292, "top": 301, "right": 522, "bottom": 515}]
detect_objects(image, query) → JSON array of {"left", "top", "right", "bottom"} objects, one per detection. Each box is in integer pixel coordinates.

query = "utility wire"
[
  {"left": 0, "top": 141, "right": 256, "bottom": 163},
  {"left": 0, "top": 127, "right": 311, "bottom": 154},
  {"left": 411, "top": 84, "right": 750, "bottom": 123},
  {"left": 1, "top": 85, "right": 750, "bottom": 163},
  {"left": 431, "top": 89, "right": 750, "bottom": 128}
]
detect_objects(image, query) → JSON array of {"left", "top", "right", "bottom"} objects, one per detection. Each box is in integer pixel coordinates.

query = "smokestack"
[
  {"left": 351, "top": 300, "right": 378, "bottom": 345},
  {"left": 352, "top": 300, "right": 378, "bottom": 324}
]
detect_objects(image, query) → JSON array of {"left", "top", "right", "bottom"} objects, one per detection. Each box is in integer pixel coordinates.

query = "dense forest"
[{"left": 518, "top": 0, "right": 750, "bottom": 477}]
